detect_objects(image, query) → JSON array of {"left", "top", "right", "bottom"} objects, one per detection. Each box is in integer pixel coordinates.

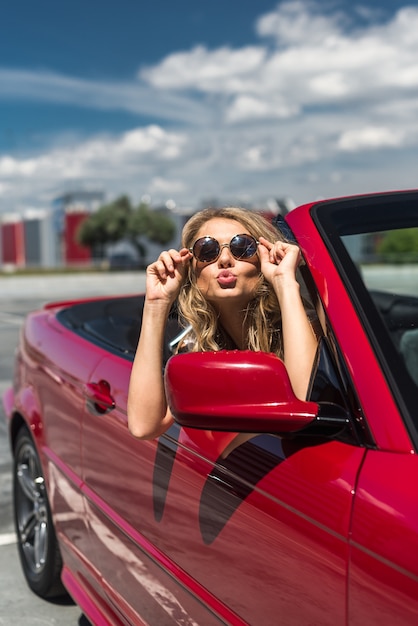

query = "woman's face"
[{"left": 191, "top": 218, "right": 261, "bottom": 312}]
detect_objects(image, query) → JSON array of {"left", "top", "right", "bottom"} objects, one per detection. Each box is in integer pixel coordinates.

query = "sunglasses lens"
[
  {"left": 193, "top": 237, "right": 220, "bottom": 262},
  {"left": 192, "top": 234, "right": 258, "bottom": 262},
  {"left": 230, "top": 235, "right": 258, "bottom": 259}
]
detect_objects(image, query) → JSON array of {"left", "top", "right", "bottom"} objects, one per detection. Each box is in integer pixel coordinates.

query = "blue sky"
[{"left": 1, "top": 0, "right": 417, "bottom": 213}]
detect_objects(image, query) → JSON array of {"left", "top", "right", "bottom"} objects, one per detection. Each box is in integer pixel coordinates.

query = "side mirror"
[{"left": 164, "top": 350, "right": 348, "bottom": 435}]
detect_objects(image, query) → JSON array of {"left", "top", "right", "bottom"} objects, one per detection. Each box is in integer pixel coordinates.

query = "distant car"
[
  {"left": 3, "top": 191, "right": 418, "bottom": 625},
  {"left": 108, "top": 252, "right": 142, "bottom": 270}
]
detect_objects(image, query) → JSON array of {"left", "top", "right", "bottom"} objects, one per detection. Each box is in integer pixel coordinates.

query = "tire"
[{"left": 13, "top": 427, "right": 67, "bottom": 598}]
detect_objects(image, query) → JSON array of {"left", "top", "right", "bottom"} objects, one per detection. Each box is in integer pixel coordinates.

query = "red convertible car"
[{"left": 3, "top": 191, "right": 418, "bottom": 625}]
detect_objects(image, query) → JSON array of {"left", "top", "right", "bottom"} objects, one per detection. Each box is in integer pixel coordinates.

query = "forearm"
[
  {"left": 127, "top": 299, "right": 174, "bottom": 439},
  {"left": 273, "top": 277, "right": 318, "bottom": 399}
]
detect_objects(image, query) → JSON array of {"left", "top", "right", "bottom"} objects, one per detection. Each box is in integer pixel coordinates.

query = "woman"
[{"left": 128, "top": 206, "right": 318, "bottom": 440}]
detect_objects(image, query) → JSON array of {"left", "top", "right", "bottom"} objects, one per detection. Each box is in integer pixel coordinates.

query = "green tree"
[
  {"left": 77, "top": 197, "right": 176, "bottom": 263},
  {"left": 377, "top": 228, "right": 418, "bottom": 263},
  {"left": 150, "top": 210, "right": 176, "bottom": 244},
  {"left": 128, "top": 203, "right": 151, "bottom": 239},
  {"left": 77, "top": 195, "right": 132, "bottom": 255},
  {"left": 129, "top": 206, "right": 175, "bottom": 244}
]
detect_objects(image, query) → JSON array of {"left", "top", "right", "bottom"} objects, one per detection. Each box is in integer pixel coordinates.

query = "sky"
[{"left": 1, "top": 0, "right": 417, "bottom": 214}]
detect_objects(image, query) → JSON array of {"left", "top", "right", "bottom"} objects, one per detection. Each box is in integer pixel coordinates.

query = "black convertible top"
[{"left": 57, "top": 295, "right": 181, "bottom": 362}]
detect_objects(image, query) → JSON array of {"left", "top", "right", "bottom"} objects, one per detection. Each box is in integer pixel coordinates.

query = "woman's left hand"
[{"left": 258, "top": 236, "right": 302, "bottom": 284}]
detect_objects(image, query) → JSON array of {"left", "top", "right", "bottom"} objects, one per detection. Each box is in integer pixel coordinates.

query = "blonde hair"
[{"left": 177, "top": 207, "right": 287, "bottom": 356}]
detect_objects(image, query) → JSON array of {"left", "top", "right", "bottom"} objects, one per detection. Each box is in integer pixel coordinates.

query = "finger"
[
  {"left": 257, "top": 243, "right": 270, "bottom": 260},
  {"left": 273, "top": 243, "right": 289, "bottom": 262},
  {"left": 179, "top": 248, "right": 193, "bottom": 262},
  {"left": 151, "top": 259, "right": 170, "bottom": 280},
  {"left": 151, "top": 253, "right": 173, "bottom": 279},
  {"left": 257, "top": 241, "right": 278, "bottom": 265},
  {"left": 258, "top": 238, "right": 276, "bottom": 263},
  {"left": 259, "top": 237, "right": 287, "bottom": 260},
  {"left": 161, "top": 250, "right": 184, "bottom": 273},
  {"left": 265, "top": 241, "right": 284, "bottom": 264},
  {"left": 258, "top": 236, "right": 273, "bottom": 251},
  {"left": 275, "top": 245, "right": 303, "bottom": 269}
]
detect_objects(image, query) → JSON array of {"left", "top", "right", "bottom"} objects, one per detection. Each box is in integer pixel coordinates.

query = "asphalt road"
[{"left": 0, "top": 272, "right": 146, "bottom": 626}]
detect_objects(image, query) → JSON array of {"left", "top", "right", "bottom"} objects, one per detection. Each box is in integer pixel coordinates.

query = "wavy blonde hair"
[{"left": 177, "top": 207, "right": 287, "bottom": 356}]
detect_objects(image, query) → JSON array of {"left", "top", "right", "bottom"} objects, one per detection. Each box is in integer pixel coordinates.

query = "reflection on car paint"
[
  {"left": 154, "top": 431, "right": 295, "bottom": 544},
  {"left": 153, "top": 430, "right": 180, "bottom": 522},
  {"left": 199, "top": 436, "right": 286, "bottom": 544}
]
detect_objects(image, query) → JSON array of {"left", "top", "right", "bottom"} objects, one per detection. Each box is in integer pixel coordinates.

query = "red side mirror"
[{"left": 165, "top": 350, "right": 319, "bottom": 433}]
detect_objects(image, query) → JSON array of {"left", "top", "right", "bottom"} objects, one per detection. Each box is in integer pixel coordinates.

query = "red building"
[
  {"left": 1, "top": 216, "right": 25, "bottom": 266},
  {"left": 53, "top": 191, "right": 104, "bottom": 266},
  {"left": 63, "top": 212, "right": 91, "bottom": 265}
]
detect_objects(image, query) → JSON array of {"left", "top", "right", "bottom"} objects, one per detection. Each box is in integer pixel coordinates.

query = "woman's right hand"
[{"left": 146, "top": 248, "right": 192, "bottom": 303}]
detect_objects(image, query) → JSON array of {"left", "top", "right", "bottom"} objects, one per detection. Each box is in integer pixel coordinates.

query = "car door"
[
  {"left": 82, "top": 354, "right": 226, "bottom": 625},
  {"left": 28, "top": 310, "right": 102, "bottom": 568},
  {"left": 82, "top": 347, "right": 367, "bottom": 626},
  {"left": 156, "top": 428, "right": 365, "bottom": 625}
]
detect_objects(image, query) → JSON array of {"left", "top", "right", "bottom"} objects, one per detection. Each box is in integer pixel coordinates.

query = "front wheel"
[{"left": 13, "top": 427, "right": 66, "bottom": 598}]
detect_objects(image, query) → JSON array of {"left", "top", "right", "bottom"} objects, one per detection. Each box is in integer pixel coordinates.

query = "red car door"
[
  {"left": 82, "top": 355, "right": 226, "bottom": 625},
  {"left": 24, "top": 310, "right": 103, "bottom": 572},
  {"left": 152, "top": 428, "right": 365, "bottom": 625},
  {"left": 81, "top": 351, "right": 366, "bottom": 625}
]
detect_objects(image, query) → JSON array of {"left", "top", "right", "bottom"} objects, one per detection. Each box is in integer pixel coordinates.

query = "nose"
[{"left": 218, "top": 243, "right": 234, "bottom": 266}]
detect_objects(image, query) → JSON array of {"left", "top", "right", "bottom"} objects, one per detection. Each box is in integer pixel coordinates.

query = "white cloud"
[
  {"left": 338, "top": 126, "right": 404, "bottom": 151},
  {"left": 0, "top": 155, "right": 38, "bottom": 177},
  {"left": 2, "top": 1, "right": 418, "bottom": 212},
  {"left": 0, "top": 182, "right": 11, "bottom": 196},
  {"left": 149, "top": 177, "right": 186, "bottom": 194},
  {"left": 255, "top": 0, "right": 346, "bottom": 46},
  {"left": 0, "top": 126, "right": 186, "bottom": 179},
  {"left": 226, "top": 95, "right": 299, "bottom": 122},
  {"left": 140, "top": 45, "right": 266, "bottom": 93},
  {"left": 115, "top": 126, "right": 186, "bottom": 160},
  {"left": 138, "top": 2, "right": 418, "bottom": 127},
  {"left": 0, "top": 68, "right": 209, "bottom": 125}
]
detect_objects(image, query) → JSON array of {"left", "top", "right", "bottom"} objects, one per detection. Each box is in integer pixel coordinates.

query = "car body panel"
[
  {"left": 15, "top": 305, "right": 113, "bottom": 605},
  {"left": 81, "top": 355, "right": 237, "bottom": 624},
  {"left": 349, "top": 450, "right": 418, "bottom": 625},
  {"left": 154, "top": 433, "right": 365, "bottom": 625},
  {"left": 286, "top": 202, "right": 413, "bottom": 452}
]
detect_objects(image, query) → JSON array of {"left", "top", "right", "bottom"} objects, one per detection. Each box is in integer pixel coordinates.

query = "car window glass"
[{"left": 342, "top": 227, "right": 418, "bottom": 389}]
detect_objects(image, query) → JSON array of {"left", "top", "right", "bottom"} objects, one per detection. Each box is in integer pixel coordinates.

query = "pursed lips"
[{"left": 217, "top": 270, "right": 237, "bottom": 287}]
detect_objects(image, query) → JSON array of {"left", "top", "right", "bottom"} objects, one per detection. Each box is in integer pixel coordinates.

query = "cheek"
[
  {"left": 194, "top": 264, "right": 212, "bottom": 292},
  {"left": 244, "top": 263, "right": 263, "bottom": 293},
  {"left": 244, "top": 260, "right": 261, "bottom": 279},
  {"left": 247, "top": 272, "right": 262, "bottom": 294}
]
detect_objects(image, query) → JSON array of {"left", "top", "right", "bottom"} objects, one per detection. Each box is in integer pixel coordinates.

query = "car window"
[
  {"left": 312, "top": 191, "right": 418, "bottom": 442},
  {"left": 342, "top": 227, "right": 418, "bottom": 389}
]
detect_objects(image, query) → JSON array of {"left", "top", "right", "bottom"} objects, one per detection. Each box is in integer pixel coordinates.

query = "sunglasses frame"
[{"left": 189, "top": 233, "right": 259, "bottom": 263}]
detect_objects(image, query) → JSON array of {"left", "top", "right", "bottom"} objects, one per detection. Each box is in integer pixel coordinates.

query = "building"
[
  {"left": 0, "top": 190, "right": 105, "bottom": 270},
  {"left": 23, "top": 209, "right": 58, "bottom": 267},
  {"left": 52, "top": 191, "right": 105, "bottom": 266},
  {"left": 1, "top": 214, "right": 25, "bottom": 267}
]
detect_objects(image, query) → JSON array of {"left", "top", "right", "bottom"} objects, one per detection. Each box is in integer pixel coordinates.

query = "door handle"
[{"left": 84, "top": 380, "right": 115, "bottom": 415}]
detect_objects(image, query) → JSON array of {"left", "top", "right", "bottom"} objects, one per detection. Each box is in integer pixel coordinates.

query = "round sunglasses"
[{"left": 190, "top": 233, "right": 259, "bottom": 263}]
